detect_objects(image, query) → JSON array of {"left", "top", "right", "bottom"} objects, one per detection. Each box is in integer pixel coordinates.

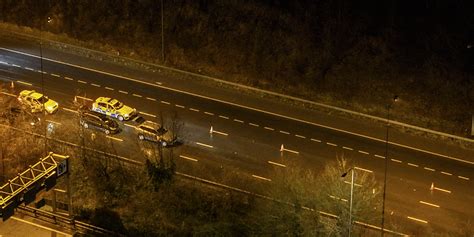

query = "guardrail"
[{"left": 17, "top": 205, "right": 121, "bottom": 236}]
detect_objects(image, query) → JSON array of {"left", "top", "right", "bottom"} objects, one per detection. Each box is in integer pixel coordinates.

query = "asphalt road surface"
[{"left": 0, "top": 34, "right": 472, "bottom": 235}]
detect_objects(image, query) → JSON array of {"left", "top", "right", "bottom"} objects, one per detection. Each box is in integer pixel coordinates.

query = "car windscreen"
[
  {"left": 37, "top": 96, "right": 48, "bottom": 104},
  {"left": 111, "top": 100, "right": 123, "bottom": 109}
]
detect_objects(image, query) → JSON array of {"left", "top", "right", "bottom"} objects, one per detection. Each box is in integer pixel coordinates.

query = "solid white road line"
[
  {"left": 180, "top": 155, "right": 198, "bottom": 162},
  {"left": 267, "top": 161, "right": 286, "bottom": 167},
  {"left": 196, "top": 142, "right": 213, "bottom": 148},
  {"left": 419, "top": 201, "right": 440, "bottom": 208},
  {"left": 252, "top": 175, "right": 272, "bottom": 182},
  {"left": 407, "top": 216, "right": 428, "bottom": 224}
]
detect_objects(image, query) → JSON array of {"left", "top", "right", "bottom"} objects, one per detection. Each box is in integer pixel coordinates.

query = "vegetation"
[{"left": 1, "top": 0, "right": 473, "bottom": 136}]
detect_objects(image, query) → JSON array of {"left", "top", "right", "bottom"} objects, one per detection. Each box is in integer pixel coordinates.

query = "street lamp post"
[
  {"left": 341, "top": 167, "right": 355, "bottom": 237},
  {"left": 381, "top": 95, "right": 398, "bottom": 236}
]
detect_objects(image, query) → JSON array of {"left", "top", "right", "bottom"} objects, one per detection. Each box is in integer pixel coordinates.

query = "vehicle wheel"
[
  {"left": 161, "top": 141, "right": 167, "bottom": 147},
  {"left": 118, "top": 115, "right": 124, "bottom": 121},
  {"left": 138, "top": 134, "right": 144, "bottom": 140},
  {"left": 83, "top": 122, "right": 89, "bottom": 129},
  {"left": 105, "top": 129, "right": 110, "bottom": 135}
]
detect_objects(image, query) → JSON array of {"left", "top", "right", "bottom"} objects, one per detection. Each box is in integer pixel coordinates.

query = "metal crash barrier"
[{"left": 0, "top": 152, "right": 69, "bottom": 221}]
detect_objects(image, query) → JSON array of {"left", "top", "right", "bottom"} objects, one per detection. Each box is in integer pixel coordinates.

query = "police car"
[{"left": 91, "top": 97, "right": 137, "bottom": 121}]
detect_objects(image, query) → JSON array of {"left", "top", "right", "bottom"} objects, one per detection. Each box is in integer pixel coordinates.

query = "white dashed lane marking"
[
  {"left": 64, "top": 76, "right": 74, "bottom": 81},
  {"left": 424, "top": 167, "right": 435, "bottom": 172},
  {"left": 295, "top": 134, "right": 306, "bottom": 139},
  {"left": 189, "top": 108, "right": 199, "bottom": 112},
  {"left": 252, "top": 175, "right": 272, "bottom": 182},
  {"left": 204, "top": 112, "right": 214, "bottom": 116},
  {"left": 440, "top": 171, "right": 452, "bottom": 176},
  {"left": 326, "top": 142, "right": 337, "bottom": 147},
  {"left": 391, "top": 159, "right": 402, "bottom": 163},
  {"left": 175, "top": 104, "right": 185, "bottom": 108},
  {"left": 233, "top": 119, "right": 244, "bottom": 123},
  {"left": 133, "top": 94, "right": 142, "bottom": 98},
  {"left": 279, "top": 130, "right": 290, "bottom": 135},
  {"left": 146, "top": 97, "right": 156, "bottom": 101},
  {"left": 161, "top": 101, "right": 170, "bottom": 105},
  {"left": 50, "top": 73, "right": 60, "bottom": 77},
  {"left": 267, "top": 161, "right": 286, "bottom": 167},
  {"left": 105, "top": 87, "right": 114, "bottom": 90},
  {"left": 249, "top": 123, "right": 259, "bottom": 127},
  {"left": 91, "top": 83, "right": 101, "bottom": 87},
  {"left": 407, "top": 216, "right": 428, "bottom": 224},
  {"left": 458, "top": 176, "right": 469, "bottom": 180},
  {"left": 218, "top": 115, "right": 229, "bottom": 119},
  {"left": 407, "top": 163, "right": 419, "bottom": 167},
  {"left": 77, "top": 80, "right": 87, "bottom": 84},
  {"left": 342, "top": 146, "right": 353, "bottom": 151},
  {"left": 180, "top": 155, "right": 198, "bottom": 162},
  {"left": 196, "top": 142, "right": 213, "bottom": 148},
  {"left": 311, "top": 138, "right": 321, "bottom": 143},
  {"left": 358, "top": 150, "right": 369, "bottom": 155},
  {"left": 119, "top": 90, "right": 128, "bottom": 94},
  {"left": 374, "top": 154, "right": 385, "bottom": 159},
  {"left": 17, "top": 80, "right": 32, "bottom": 86}
]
